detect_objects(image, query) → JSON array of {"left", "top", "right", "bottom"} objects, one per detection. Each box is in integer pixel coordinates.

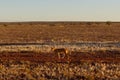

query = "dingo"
[{"left": 51, "top": 48, "right": 69, "bottom": 59}]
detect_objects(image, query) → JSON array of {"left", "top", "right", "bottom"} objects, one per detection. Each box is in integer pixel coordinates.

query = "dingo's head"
[{"left": 51, "top": 47, "right": 55, "bottom": 51}]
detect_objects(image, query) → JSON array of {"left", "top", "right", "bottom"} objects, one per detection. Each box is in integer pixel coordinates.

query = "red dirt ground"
[{"left": 0, "top": 50, "right": 120, "bottom": 63}]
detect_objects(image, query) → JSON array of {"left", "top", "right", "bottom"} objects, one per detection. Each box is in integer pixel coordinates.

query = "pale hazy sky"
[{"left": 0, "top": 0, "right": 120, "bottom": 21}]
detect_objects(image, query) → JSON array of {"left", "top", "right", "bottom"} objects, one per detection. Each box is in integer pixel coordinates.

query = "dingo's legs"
[{"left": 58, "top": 52, "right": 66, "bottom": 59}]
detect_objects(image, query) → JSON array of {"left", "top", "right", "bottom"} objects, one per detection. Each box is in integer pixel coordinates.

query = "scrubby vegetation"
[
  {"left": 0, "top": 22, "right": 120, "bottom": 43},
  {"left": 0, "top": 60, "right": 120, "bottom": 80},
  {"left": 0, "top": 22, "right": 120, "bottom": 79}
]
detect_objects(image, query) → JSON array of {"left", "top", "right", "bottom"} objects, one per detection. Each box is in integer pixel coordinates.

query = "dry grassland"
[
  {"left": 0, "top": 22, "right": 120, "bottom": 79},
  {"left": 0, "top": 22, "right": 120, "bottom": 43}
]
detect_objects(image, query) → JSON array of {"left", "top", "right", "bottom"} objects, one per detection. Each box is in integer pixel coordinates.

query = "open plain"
[
  {"left": 0, "top": 22, "right": 120, "bottom": 43},
  {"left": 0, "top": 22, "right": 120, "bottom": 79}
]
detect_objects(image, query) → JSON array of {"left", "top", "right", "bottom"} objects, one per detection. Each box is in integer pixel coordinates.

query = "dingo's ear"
[{"left": 51, "top": 47, "right": 55, "bottom": 50}]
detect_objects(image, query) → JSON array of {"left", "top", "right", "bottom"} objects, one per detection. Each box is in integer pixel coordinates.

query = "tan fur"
[{"left": 51, "top": 48, "right": 69, "bottom": 59}]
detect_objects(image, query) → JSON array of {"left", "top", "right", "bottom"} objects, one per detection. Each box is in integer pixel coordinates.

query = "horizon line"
[{"left": 0, "top": 20, "right": 120, "bottom": 23}]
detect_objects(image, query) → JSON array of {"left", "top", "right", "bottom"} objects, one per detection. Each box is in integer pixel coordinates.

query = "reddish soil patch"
[{"left": 0, "top": 50, "right": 120, "bottom": 63}]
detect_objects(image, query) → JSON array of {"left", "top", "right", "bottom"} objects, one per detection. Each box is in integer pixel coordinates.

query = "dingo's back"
[{"left": 51, "top": 48, "right": 68, "bottom": 54}]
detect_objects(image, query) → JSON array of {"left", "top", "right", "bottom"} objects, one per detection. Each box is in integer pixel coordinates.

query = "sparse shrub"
[
  {"left": 29, "top": 23, "right": 33, "bottom": 25},
  {"left": 95, "top": 22, "right": 100, "bottom": 25},
  {"left": 3, "top": 24, "right": 7, "bottom": 26},
  {"left": 49, "top": 24, "right": 55, "bottom": 26},
  {"left": 70, "top": 23, "right": 75, "bottom": 25},
  {"left": 106, "top": 21, "right": 111, "bottom": 25},
  {"left": 87, "top": 22, "right": 92, "bottom": 25},
  {"left": 18, "top": 23, "right": 22, "bottom": 25},
  {"left": 86, "top": 76, "right": 95, "bottom": 80}
]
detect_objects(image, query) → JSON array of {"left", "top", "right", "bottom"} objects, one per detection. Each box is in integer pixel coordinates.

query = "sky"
[{"left": 0, "top": 0, "right": 120, "bottom": 22}]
